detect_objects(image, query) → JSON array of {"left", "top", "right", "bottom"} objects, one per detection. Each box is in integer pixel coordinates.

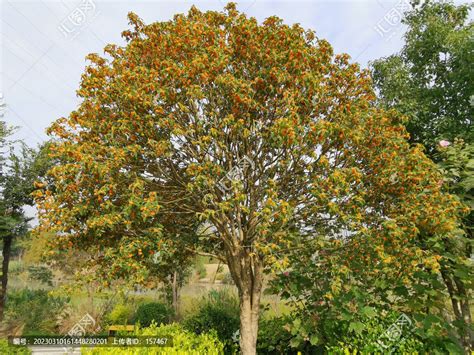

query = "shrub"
[
  {"left": 133, "top": 302, "right": 174, "bottom": 327},
  {"left": 257, "top": 316, "right": 296, "bottom": 354},
  {"left": 256, "top": 311, "right": 442, "bottom": 354},
  {"left": 82, "top": 322, "right": 224, "bottom": 354},
  {"left": 4, "top": 289, "right": 69, "bottom": 335},
  {"left": 27, "top": 265, "right": 53, "bottom": 286},
  {"left": 0, "top": 339, "right": 31, "bottom": 354},
  {"left": 106, "top": 303, "right": 134, "bottom": 325},
  {"left": 319, "top": 311, "right": 460, "bottom": 353},
  {"left": 183, "top": 289, "right": 239, "bottom": 351}
]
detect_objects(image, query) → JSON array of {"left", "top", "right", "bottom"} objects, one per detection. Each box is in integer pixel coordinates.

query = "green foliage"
[
  {"left": 371, "top": 1, "right": 473, "bottom": 154},
  {"left": 437, "top": 139, "right": 473, "bottom": 214},
  {"left": 257, "top": 316, "right": 300, "bottom": 354},
  {"left": 269, "top": 230, "right": 467, "bottom": 352},
  {"left": 27, "top": 265, "right": 53, "bottom": 287},
  {"left": 133, "top": 302, "right": 174, "bottom": 327},
  {"left": 320, "top": 311, "right": 449, "bottom": 353},
  {"left": 435, "top": 139, "right": 473, "bottom": 347},
  {"left": 323, "top": 312, "right": 463, "bottom": 354},
  {"left": 1, "top": 138, "right": 52, "bottom": 237},
  {"left": 83, "top": 322, "right": 224, "bottom": 354},
  {"left": 183, "top": 289, "right": 239, "bottom": 351},
  {"left": 4, "top": 289, "right": 69, "bottom": 335},
  {"left": 258, "top": 307, "right": 463, "bottom": 353},
  {"left": 194, "top": 256, "right": 207, "bottom": 279},
  {"left": 0, "top": 339, "right": 31, "bottom": 355},
  {"left": 290, "top": 301, "right": 462, "bottom": 353},
  {"left": 1, "top": 128, "right": 53, "bottom": 319},
  {"left": 146, "top": 250, "right": 194, "bottom": 307},
  {"left": 107, "top": 303, "right": 135, "bottom": 325},
  {"left": 0, "top": 126, "right": 34, "bottom": 251}
]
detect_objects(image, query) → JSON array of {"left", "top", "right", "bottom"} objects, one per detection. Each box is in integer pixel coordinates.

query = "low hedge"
[{"left": 82, "top": 322, "right": 224, "bottom": 354}]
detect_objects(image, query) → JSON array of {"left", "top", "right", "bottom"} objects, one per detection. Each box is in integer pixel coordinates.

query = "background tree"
[
  {"left": 436, "top": 139, "right": 473, "bottom": 347},
  {"left": 0, "top": 121, "right": 17, "bottom": 321},
  {"left": 371, "top": 1, "right": 473, "bottom": 155},
  {"left": 144, "top": 226, "right": 195, "bottom": 315},
  {"left": 36, "top": 4, "right": 462, "bottom": 354},
  {"left": 0, "top": 122, "right": 50, "bottom": 321}
]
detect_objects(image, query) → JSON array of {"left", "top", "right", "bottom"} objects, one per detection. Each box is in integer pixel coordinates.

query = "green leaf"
[
  {"left": 341, "top": 311, "right": 353, "bottom": 321},
  {"left": 289, "top": 337, "right": 301, "bottom": 348},
  {"left": 309, "top": 334, "right": 319, "bottom": 345},
  {"left": 349, "top": 321, "right": 364, "bottom": 334},
  {"left": 445, "top": 342, "right": 464, "bottom": 355},
  {"left": 361, "top": 306, "right": 377, "bottom": 318},
  {"left": 292, "top": 318, "right": 301, "bottom": 329}
]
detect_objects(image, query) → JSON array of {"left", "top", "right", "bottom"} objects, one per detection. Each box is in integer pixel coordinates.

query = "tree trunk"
[
  {"left": 441, "top": 268, "right": 462, "bottom": 321},
  {"left": 239, "top": 290, "right": 261, "bottom": 355},
  {"left": 453, "top": 275, "right": 473, "bottom": 349},
  {"left": 172, "top": 270, "right": 178, "bottom": 315},
  {"left": 212, "top": 261, "right": 221, "bottom": 284},
  {"left": 441, "top": 265, "right": 473, "bottom": 349},
  {"left": 0, "top": 235, "right": 13, "bottom": 321},
  {"left": 226, "top": 249, "right": 263, "bottom": 355}
]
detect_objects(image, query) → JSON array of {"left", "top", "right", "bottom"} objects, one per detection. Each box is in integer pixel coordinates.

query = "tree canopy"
[{"left": 371, "top": 1, "right": 473, "bottom": 155}]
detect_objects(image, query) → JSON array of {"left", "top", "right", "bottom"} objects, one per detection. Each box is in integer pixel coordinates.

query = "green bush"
[
  {"left": 320, "top": 311, "right": 461, "bottom": 354},
  {"left": 257, "top": 316, "right": 295, "bottom": 354},
  {"left": 82, "top": 322, "right": 224, "bottom": 354},
  {"left": 0, "top": 339, "right": 31, "bottom": 354},
  {"left": 107, "top": 303, "right": 134, "bottom": 325},
  {"left": 27, "top": 265, "right": 53, "bottom": 286},
  {"left": 183, "top": 289, "right": 239, "bottom": 352},
  {"left": 133, "top": 302, "right": 174, "bottom": 327},
  {"left": 4, "top": 289, "right": 69, "bottom": 335}
]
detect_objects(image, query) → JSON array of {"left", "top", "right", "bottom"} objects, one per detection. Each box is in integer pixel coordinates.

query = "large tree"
[{"left": 36, "top": 4, "right": 461, "bottom": 353}]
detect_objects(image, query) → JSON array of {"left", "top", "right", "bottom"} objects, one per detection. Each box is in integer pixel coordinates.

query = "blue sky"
[{"left": 0, "top": 0, "right": 462, "bottom": 147}]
